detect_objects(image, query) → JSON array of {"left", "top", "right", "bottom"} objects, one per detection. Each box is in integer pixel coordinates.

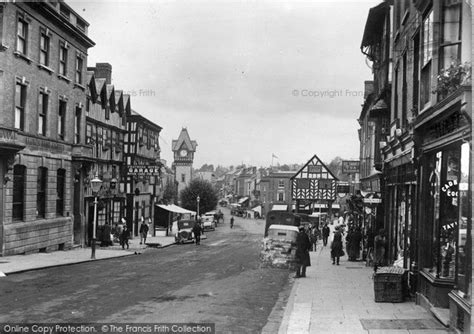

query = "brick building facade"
[{"left": 0, "top": 2, "right": 94, "bottom": 255}]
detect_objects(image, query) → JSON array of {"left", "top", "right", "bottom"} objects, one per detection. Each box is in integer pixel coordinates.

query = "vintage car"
[
  {"left": 260, "top": 224, "right": 299, "bottom": 269},
  {"left": 175, "top": 220, "right": 196, "bottom": 244},
  {"left": 201, "top": 212, "right": 217, "bottom": 231}
]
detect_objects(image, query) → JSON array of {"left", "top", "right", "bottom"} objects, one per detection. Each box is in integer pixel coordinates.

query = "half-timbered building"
[{"left": 291, "top": 155, "right": 338, "bottom": 215}]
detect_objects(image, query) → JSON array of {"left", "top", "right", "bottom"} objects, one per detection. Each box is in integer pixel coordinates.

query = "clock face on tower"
[{"left": 179, "top": 149, "right": 188, "bottom": 157}]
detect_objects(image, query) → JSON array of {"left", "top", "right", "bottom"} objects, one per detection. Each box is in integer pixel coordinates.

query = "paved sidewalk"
[
  {"left": 0, "top": 236, "right": 176, "bottom": 275},
  {"left": 278, "top": 244, "right": 453, "bottom": 334}
]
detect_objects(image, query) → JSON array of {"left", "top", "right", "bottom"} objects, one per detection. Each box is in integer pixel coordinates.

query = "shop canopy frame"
[{"left": 155, "top": 204, "right": 196, "bottom": 215}]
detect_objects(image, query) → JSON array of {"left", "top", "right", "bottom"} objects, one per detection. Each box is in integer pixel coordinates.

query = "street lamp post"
[
  {"left": 196, "top": 196, "right": 200, "bottom": 220},
  {"left": 90, "top": 174, "right": 103, "bottom": 260}
]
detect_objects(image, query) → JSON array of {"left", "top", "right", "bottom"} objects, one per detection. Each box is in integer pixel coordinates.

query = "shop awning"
[
  {"left": 155, "top": 204, "right": 196, "bottom": 214},
  {"left": 251, "top": 205, "right": 262, "bottom": 215},
  {"left": 238, "top": 197, "right": 249, "bottom": 204},
  {"left": 271, "top": 204, "right": 288, "bottom": 211}
]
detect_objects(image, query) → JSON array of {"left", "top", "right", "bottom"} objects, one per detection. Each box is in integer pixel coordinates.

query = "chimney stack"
[{"left": 88, "top": 63, "right": 112, "bottom": 84}]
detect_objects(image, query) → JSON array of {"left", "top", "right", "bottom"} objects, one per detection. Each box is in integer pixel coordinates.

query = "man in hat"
[{"left": 295, "top": 225, "right": 311, "bottom": 278}]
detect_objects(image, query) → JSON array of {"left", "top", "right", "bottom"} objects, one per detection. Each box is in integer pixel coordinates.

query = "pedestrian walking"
[
  {"left": 192, "top": 221, "right": 203, "bottom": 245},
  {"left": 331, "top": 226, "right": 344, "bottom": 265},
  {"left": 294, "top": 225, "right": 311, "bottom": 278},
  {"left": 309, "top": 225, "right": 318, "bottom": 252},
  {"left": 322, "top": 223, "right": 330, "bottom": 246},
  {"left": 374, "top": 229, "right": 387, "bottom": 272},
  {"left": 230, "top": 216, "right": 234, "bottom": 228},
  {"left": 139, "top": 218, "right": 149, "bottom": 245},
  {"left": 120, "top": 225, "right": 130, "bottom": 249}
]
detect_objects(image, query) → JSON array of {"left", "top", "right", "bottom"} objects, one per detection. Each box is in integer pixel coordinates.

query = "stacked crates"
[{"left": 374, "top": 266, "right": 406, "bottom": 302}]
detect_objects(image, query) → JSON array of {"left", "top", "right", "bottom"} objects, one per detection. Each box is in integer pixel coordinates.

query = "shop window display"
[
  {"left": 424, "top": 144, "right": 469, "bottom": 281},
  {"left": 455, "top": 143, "right": 471, "bottom": 297}
]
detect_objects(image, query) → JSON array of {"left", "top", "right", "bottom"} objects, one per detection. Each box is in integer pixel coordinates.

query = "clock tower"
[{"left": 172, "top": 128, "right": 197, "bottom": 198}]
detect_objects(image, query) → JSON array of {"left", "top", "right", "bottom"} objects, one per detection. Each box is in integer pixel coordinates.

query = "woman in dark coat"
[
  {"left": 331, "top": 227, "right": 344, "bottom": 265},
  {"left": 349, "top": 227, "right": 363, "bottom": 261},
  {"left": 295, "top": 226, "right": 311, "bottom": 278}
]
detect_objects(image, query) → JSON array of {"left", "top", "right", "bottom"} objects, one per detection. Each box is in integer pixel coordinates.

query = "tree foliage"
[
  {"left": 326, "top": 156, "right": 349, "bottom": 181},
  {"left": 180, "top": 179, "right": 218, "bottom": 214},
  {"left": 162, "top": 181, "right": 178, "bottom": 204}
]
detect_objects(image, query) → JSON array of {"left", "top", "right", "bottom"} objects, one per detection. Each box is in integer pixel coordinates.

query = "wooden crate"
[{"left": 374, "top": 272, "right": 404, "bottom": 303}]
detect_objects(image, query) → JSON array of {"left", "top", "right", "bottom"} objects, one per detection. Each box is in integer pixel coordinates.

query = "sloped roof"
[
  {"left": 95, "top": 78, "right": 106, "bottom": 95},
  {"left": 291, "top": 154, "right": 338, "bottom": 181},
  {"left": 86, "top": 71, "right": 97, "bottom": 102},
  {"left": 172, "top": 128, "right": 197, "bottom": 152}
]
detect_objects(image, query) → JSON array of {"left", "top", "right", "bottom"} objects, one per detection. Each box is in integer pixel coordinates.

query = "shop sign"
[
  {"left": 24, "top": 136, "right": 65, "bottom": 153},
  {"left": 442, "top": 179, "right": 458, "bottom": 197},
  {"left": 336, "top": 184, "right": 350, "bottom": 194},
  {"left": 342, "top": 160, "right": 360, "bottom": 174},
  {"left": 427, "top": 112, "right": 468, "bottom": 141},
  {"left": 0, "top": 128, "right": 16, "bottom": 142},
  {"left": 363, "top": 198, "right": 382, "bottom": 204},
  {"left": 126, "top": 165, "right": 160, "bottom": 176}
]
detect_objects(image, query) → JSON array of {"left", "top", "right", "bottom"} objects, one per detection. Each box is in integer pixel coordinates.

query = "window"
[
  {"left": 97, "top": 127, "right": 103, "bottom": 150},
  {"left": 38, "top": 91, "right": 48, "bottom": 135},
  {"left": 181, "top": 174, "right": 185, "bottom": 182},
  {"left": 319, "top": 179, "right": 332, "bottom": 190},
  {"left": 402, "top": 52, "right": 408, "bottom": 128},
  {"left": 278, "top": 179, "right": 284, "bottom": 188},
  {"left": 413, "top": 33, "right": 420, "bottom": 111},
  {"left": 16, "top": 17, "right": 27, "bottom": 54},
  {"left": 37, "top": 167, "right": 47, "bottom": 218},
  {"left": 74, "top": 106, "right": 81, "bottom": 144},
  {"left": 75, "top": 56, "right": 83, "bottom": 84},
  {"left": 59, "top": 4, "right": 70, "bottom": 19},
  {"left": 12, "top": 165, "right": 26, "bottom": 221},
  {"left": 59, "top": 43, "right": 68, "bottom": 76},
  {"left": 86, "top": 97, "right": 90, "bottom": 113},
  {"left": 439, "top": 0, "right": 462, "bottom": 98},
  {"left": 420, "top": 9, "right": 433, "bottom": 110},
  {"left": 15, "top": 83, "right": 26, "bottom": 130},
  {"left": 277, "top": 192, "right": 284, "bottom": 201},
  {"left": 455, "top": 143, "right": 471, "bottom": 295},
  {"left": 56, "top": 169, "right": 65, "bottom": 216},
  {"left": 86, "top": 123, "right": 92, "bottom": 144},
  {"left": 105, "top": 106, "right": 110, "bottom": 120},
  {"left": 39, "top": 32, "right": 49, "bottom": 66},
  {"left": 103, "top": 128, "right": 109, "bottom": 151},
  {"left": 423, "top": 145, "right": 468, "bottom": 280},
  {"left": 58, "top": 100, "right": 66, "bottom": 140},
  {"left": 394, "top": 65, "right": 399, "bottom": 121}
]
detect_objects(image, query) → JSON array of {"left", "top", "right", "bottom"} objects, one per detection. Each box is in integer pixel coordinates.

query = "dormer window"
[{"left": 59, "top": 4, "right": 70, "bottom": 19}]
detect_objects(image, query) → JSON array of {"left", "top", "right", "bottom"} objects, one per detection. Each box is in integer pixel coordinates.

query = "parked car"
[
  {"left": 175, "top": 220, "right": 196, "bottom": 244},
  {"left": 201, "top": 212, "right": 217, "bottom": 231}
]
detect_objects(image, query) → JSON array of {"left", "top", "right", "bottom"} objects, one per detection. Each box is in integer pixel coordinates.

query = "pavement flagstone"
[{"left": 278, "top": 242, "right": 453, "bottom": 334}]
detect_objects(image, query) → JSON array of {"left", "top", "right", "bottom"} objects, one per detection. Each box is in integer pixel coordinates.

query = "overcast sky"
[{"left": 69, "top": 0, "right": 379, "bottom": 168}]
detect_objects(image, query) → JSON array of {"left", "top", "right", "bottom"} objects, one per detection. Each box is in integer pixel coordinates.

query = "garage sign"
[{"left": 127, "top": 165, "right": 160, "bottom": 176}]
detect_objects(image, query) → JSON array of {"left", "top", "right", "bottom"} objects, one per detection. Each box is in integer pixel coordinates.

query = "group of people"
[
  {"left": 293, "top": 218, "right": 388, "bottom": 277},
  {"left": 97, "top": 216, "right": 150, "bottom": 250}
]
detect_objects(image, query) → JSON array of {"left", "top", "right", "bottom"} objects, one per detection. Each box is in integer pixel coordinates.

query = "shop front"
[{"left": 414, "top": 93, "right": 471, "bottom": 331}]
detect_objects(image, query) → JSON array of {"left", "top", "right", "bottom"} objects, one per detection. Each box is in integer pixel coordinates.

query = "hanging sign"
[
  {"left": 342, "top": 161, "right": 360, "bottom": 174},
  {"left": 363, "top": 198, "right": 382, "bottom": 204}
]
